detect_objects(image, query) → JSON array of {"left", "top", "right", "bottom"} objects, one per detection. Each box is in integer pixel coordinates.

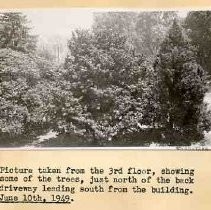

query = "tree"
[
  {"left": 152, "top": 19, "right": 210, "bottom": 145},
  {"left": 93, "top": 11, "right": 176, "bottom": 61},
  {"left": 0, "top": 47, "right": 76, "bottom": 140},
  {"left": 135, "top": 11, "right": 177, "bottom": 59},
  {"left": 185, "top": 11, "right": 211, "bottom": 76},
  {"left": 0, "top": 12, "right": 37, "bottom": 53},
  {"left": 63, "top": 27, "right": 147, "bottom": 144},
  {"left": 0, "top": 48, "right": 40, "bottom": 136}
]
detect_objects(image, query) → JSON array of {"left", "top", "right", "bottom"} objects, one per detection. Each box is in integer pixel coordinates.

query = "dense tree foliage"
[
  {"left": 93, "top": 11, "right": 176, "bottom": 60},
  {"left": 185, "top": 11, "right": 211, "bottom": 76},
  {"left": 148, "top": 20, "right": 211, "bottom": 144},
  {"left": 0, "top": 11, "right": 211, "bottom": 146},
  {"left": 0, "top": 13, "right": 55, "bottom": 139},
  {"left": 63, "top": 28, "right": 148, "bottom": 144},
  {"left": 0, "top": 13, "right": 37, "bottom": 54},
  {"left": 0, "top": 49, "right": 58, "bottom": 137}
]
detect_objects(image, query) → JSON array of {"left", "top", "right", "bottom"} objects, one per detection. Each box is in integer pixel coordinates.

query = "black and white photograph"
[{"left": 0, "top": 9, "right": 211, "bottom": 148}]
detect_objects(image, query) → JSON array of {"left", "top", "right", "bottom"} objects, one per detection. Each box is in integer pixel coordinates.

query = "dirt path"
[{"left": 24, "top": 130, "right": 57, "bottom": 148}]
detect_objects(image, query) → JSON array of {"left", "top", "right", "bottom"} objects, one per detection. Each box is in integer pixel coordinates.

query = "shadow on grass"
[
  {"left": 39, "top": 128, "right": 204, "bottom": 147},
  {"left": 0, "top": 128, "right": 205, "bottom": 148}
]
